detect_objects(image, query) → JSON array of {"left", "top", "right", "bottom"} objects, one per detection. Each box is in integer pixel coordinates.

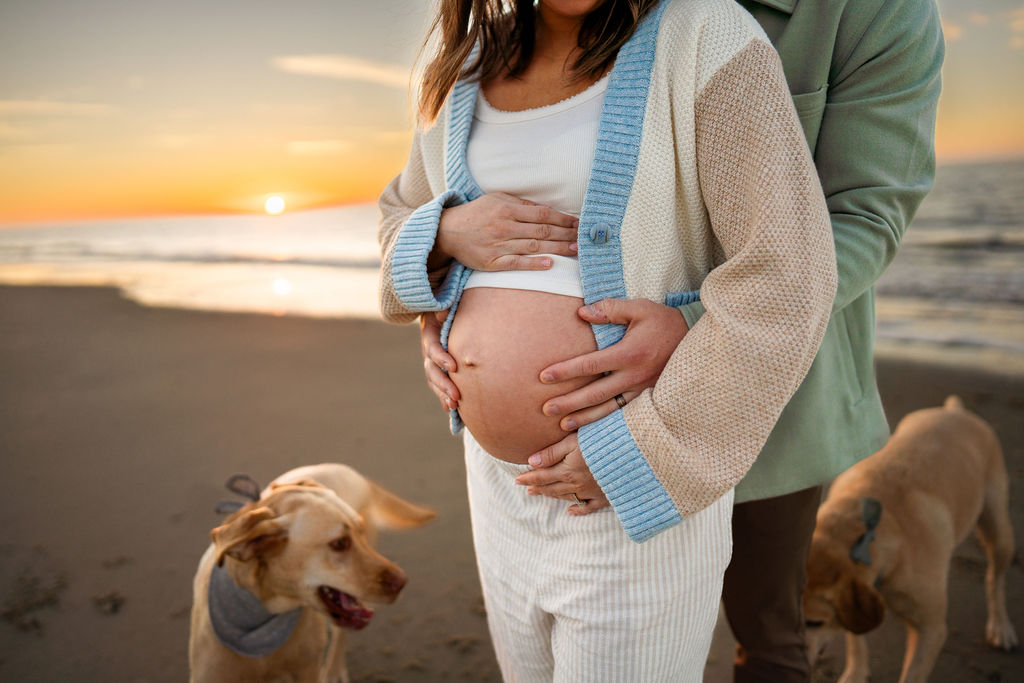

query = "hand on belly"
[{"left": 446, "top": 287, "right": 599, "bottom": 463}]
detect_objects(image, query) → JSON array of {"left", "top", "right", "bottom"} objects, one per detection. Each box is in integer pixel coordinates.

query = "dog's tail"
[
  {"left": 944, "top": 395, "right": 965, "bottom": 411},
  {"left": 365, "top": 480, "right": 437, "bottom": 531}
]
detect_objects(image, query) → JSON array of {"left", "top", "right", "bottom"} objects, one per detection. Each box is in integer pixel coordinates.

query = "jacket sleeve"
[
  {"left": 820, "top": 0, "right": 943, "bottom": 311},
  {"left": 378, "top": 126, "right": 467, "bottom": 324},
  {"left": 577, "top": 37, "right": 837, "bottom": 542},
  {"left": 675, "top": 0, "right": 943, "bottom": 324}
]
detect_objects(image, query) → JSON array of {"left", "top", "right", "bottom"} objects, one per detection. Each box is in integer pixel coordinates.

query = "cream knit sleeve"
[
  {"left": 377, "top": 126, "right": 463, "bottom": 324},
  {"left": 619, "top": 38, "right": 837, "bottom": 520}
]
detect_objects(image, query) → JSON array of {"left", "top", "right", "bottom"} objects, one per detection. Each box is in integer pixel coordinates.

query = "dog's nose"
[{"left": 380, "top": 568, "right": 407, "bottom": 595}]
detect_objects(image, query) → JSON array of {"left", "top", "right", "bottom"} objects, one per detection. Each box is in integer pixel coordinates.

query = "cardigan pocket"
[
  {"left": 664, "top": 290, "right": 701, "bottom": 308},
  {"left": 790, "top": 85, "right": 827, "bottom": 154}
]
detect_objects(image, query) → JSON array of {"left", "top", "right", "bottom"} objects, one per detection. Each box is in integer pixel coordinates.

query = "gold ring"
[
  {"left": 571, "top": 493, "right": 585, "bottom": 507},
  {"left": 614, "top": 394, "right": 627, "bottom": 409}
]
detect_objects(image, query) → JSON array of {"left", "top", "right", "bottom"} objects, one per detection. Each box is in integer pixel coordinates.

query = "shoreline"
[
  {"left": 1, "top": 285, "right": 1021, "bottom": 682},
  {"left": 2, "top": 280, "right": 1022, "bottom": 378}
]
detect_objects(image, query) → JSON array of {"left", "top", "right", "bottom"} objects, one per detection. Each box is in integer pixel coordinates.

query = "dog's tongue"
[{"left": 339, "top": 593, "right": 374, "bottom": 629}]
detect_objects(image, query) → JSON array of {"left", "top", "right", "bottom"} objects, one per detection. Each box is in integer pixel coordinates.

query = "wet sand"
[{"left": 0, "top": 285, "right": 1020, "bottom": 682}]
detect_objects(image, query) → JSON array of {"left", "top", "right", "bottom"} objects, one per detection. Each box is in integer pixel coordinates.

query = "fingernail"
[
  {"left": 544, "top": 404, "right": 560, "bottom": 416},
  {"left": 540, "top": 372, "right": 554, "bottom": 383},
  {"left": 563, "top": 419, "right": 576, "bottom": 430},
  {"left": 569, "top": 242, "right": 578, "bottom": 253},
  {"left": 528, "top": 454, "right": 541, "bottom": 467},
  {"left": 540, "top": 258, "right": 552, "bottom": 268},
  {"left": 527, "top": 488, "right": 537, "bottom": 496},
  {"left": 441, "top": 361, "right": 451, "bottom": 372},
  {"left": 572, "top": 220, "right": 580, "bottom": 228}
]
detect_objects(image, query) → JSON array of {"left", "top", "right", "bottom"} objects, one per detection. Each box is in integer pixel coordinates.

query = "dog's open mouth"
[{"left": 317, "top": 586, "right": 374, "bottom": 629}]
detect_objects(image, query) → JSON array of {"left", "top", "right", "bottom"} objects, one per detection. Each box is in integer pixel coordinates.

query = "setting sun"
[{"left": 264, "top": 196, "right": 286, "bottom": 215}]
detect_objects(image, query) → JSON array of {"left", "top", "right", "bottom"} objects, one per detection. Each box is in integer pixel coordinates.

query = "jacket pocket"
[{"left": 791, "top": 85, "right": 827, "bottom": 154}]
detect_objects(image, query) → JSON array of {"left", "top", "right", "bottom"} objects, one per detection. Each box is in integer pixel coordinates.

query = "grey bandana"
[
  {"left": 849, "top": 497, "right": 883, "bottom": 566},
  {"left": 208, "top": 563, "right": 303, "bottom": 657}
]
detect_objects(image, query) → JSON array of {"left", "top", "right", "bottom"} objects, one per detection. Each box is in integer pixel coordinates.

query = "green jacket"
[{"left": 678, "top": 0, "right": 944, "bottom": 502}]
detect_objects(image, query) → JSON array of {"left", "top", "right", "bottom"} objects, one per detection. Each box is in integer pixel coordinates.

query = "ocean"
[{"left": 2, "top": 160, "right": 1022, "bottom": 373}]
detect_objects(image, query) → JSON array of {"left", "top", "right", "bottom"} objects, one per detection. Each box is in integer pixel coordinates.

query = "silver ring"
[
  {"left": 614, "top": 394, "right": 627, "bottom": 409},
  {"left": 571, "top": 493, "right": 585, "bottom": 507}
]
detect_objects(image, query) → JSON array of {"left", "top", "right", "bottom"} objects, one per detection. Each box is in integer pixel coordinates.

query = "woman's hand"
[
  {"left": 539, "top": 298, "right": 689, "bottom": 430},
  {"left": 420, "top": 310, "right": 460, "bottom": 412},
  {"left": 514, "top": 433, "right": 609, "bottom": 515},
  {"left": 433, "top": 192, "right": 579, "bottom": 271}
]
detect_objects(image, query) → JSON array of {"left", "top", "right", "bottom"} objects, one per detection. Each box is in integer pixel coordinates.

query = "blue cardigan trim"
[
  {"left": 665, "top": 289, "right": 701, "bottom": 308},
  {"left": 573, "top": 0, "right": 681, "bottom": 542},
  {"left": 391, "top": 189, "right": 467, "bottom": 311},
  {"left": 390, "top": 0, "right": 680, "bottom": 540},
  {"left": 578, "top": 410, "right": 682, "bottom": 542}
]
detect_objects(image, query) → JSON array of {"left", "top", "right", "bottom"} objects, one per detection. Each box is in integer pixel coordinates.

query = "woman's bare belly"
[{"left": 447, "top": 287, "right": 600, "bottom": 464}]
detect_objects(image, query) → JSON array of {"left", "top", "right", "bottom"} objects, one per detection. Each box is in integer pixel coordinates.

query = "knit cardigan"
[{"left": 378, "top": 0, "right": 837, "bottom": 542}]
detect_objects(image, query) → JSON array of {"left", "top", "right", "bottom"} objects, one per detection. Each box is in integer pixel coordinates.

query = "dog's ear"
[
  {"left": 835, "top": 576, "right": 885, "bottom": 634},
  {"left": 211, "top": 506, "right": 287, "bottom": 566},
  {"left": 364, "top": 479, "right": 437, "bottom": 531}
]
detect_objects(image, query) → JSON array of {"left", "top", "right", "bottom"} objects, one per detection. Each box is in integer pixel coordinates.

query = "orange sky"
[{"left": 0, "top": 0, "right": 1022, "bottom": 224}]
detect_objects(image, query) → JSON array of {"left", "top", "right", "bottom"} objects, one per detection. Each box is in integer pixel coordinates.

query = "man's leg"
[{"left": 722, "top": 486, "right": 823, "bottom": 683}]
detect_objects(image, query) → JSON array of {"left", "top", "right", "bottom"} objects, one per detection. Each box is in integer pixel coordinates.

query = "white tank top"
[{"left": 463, "top": 74, "right": 609, "bottom": 298}]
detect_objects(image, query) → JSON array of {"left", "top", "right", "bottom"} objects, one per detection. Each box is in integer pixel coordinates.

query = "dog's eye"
[
  {"left": 805, "top": 619, "right": 825, "bottom": 628},
  {"left": 329, "top": 536, "right": 351, "bottom": 552}
]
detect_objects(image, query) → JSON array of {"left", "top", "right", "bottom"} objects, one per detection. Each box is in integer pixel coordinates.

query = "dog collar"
[
  {"left": 208, "top": 563, "right": 302, "bottom": 657},
  {"left": 849, "top": 497, "right": 882, "bottom": 566}
]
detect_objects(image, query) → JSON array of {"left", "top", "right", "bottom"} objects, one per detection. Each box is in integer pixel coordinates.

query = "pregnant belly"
[{"left": 447, "top": 287, "right": 600, "bottom": 464}]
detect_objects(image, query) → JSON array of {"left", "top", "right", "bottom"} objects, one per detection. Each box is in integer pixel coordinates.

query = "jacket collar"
[{"left": 747, "top": 0, "right": 796, "bottom": 14}]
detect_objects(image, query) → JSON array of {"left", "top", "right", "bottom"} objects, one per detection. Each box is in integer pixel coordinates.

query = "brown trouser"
[{"left": 722, "top": 485, "right": 824, "bottom": 683}]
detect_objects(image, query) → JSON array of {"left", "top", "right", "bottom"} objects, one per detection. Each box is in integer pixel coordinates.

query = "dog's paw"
[{"left": 986, "top": 616, "right": 1019, "bottom": 651}]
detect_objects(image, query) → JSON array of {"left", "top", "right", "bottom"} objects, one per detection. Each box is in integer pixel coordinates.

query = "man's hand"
[
  {"left": 538, "top": 298, "right": 689, "bottom": 430},
  {"left": 514, "top": 433, "right": 609, "bottom": 515},
  {"left": 420, "top": 310, "right": 459, "bottom": 412}
]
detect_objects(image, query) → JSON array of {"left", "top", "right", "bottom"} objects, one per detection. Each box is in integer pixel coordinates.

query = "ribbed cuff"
[
  {"left": 577, "top": 409, "right": 682, "bottom": 542},
  {"left": 390, "top": 189, "right": 466, "bottom": 311}
]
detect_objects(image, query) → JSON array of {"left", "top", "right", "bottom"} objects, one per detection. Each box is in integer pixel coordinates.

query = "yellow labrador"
[
  {"left": 189, "top": 464, "right": 435, "bottom": 683},
  {"left": 803, "top": 396, "right": 1017, "bottom": 683}
]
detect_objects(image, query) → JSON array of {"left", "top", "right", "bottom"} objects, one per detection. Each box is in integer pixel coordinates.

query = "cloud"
[
  {"left": 0, "top": 100, "right": 117, "bottom": 117},
  {"left": 942, "top": 20, "right": 964, "bottom": 42},
  {"left": 271, "top": 54, "right": 409, "bottom": 88},
  {"left": 2, "top": 142, "right": 74, "bottom": 156},
  {"left": 968, "top": 12, "right": 990, "bottom": 26},
  {"left": 0, "top": 122, "right": 32, "bottom": 140},
  {"left": 1012, "top": 7, "right": 1024, "bottom": 49},
  {"left": 286, "top": 139, "right": 352, "bottom": 156}
]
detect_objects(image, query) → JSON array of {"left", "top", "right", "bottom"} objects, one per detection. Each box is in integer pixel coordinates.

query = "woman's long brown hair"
[{"left": 417, "top": 0, "right": 659, "bottom": 125}]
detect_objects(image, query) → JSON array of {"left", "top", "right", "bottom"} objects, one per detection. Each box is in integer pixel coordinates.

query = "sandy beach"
[{"left": 1, "top": 285, "right": 1021, "bottom": 682}]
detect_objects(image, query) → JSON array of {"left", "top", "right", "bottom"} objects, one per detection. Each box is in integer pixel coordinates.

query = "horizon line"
[{"left": 1, "top": 154, "right": 1021, "bottom": 228}]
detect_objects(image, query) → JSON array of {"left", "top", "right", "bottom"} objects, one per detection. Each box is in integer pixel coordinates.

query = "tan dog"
[
  {"left": 189, "top": 464, "right": 435, "bottom": 683},
  {"left": 803, "top": 396, "right": 1017, "bottom": 683}
]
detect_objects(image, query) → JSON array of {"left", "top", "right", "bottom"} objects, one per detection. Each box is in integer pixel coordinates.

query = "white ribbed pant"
[{"left": 463, "top": 430, "right": 734, "bottom": 682}]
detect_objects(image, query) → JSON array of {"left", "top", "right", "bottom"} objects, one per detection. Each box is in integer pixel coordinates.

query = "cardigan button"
[{"left": 589, "top": 222, "right": 612, "bottom": 244}]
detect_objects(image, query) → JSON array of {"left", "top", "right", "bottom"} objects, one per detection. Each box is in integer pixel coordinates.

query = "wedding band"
[
  {"left": 614, "top": 394, "right": 627, "bottom": 408},
  {"left": 571, "top": 493, "right": 585, "bottom": 507}
]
